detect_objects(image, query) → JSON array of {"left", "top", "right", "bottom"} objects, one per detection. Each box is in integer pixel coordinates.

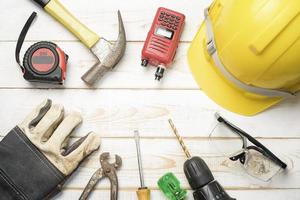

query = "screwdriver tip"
[{"left": 134, "top": 130, "right": 139, "bottom": 137}]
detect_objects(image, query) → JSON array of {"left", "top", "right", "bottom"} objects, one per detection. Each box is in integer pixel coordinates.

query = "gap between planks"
[
  {"left": 0, "top": 88, "right": 201, "bottom": 90},
  {"left": 1, "top": 136, "right": 300, "bottom": 140},
  {"left": 0, "top": 40, "right": 192, "bottom": 43},
  {"left": 61, "top": 187, "right": 300, "bottom": 191}
]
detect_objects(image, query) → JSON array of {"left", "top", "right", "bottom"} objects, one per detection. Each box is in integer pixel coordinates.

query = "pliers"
[{"left": 79, "top": 152, "right": 122, "bottom": 200}]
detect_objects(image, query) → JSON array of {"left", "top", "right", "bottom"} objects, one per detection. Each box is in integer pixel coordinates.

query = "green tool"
[{"left": 157, "top": 172, "right": 187, "bottom": 200}]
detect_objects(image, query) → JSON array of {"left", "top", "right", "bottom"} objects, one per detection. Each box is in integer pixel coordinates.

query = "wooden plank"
[
  {"left": 0, "top": 137, "right": 298, "bottom": 189},
  {"left": 1, "top": 89, "right": 300, "bottom": 138},
  {"left": 1, "top": 0, "right": 299, "bottom": 199},
  {"left": 0, "top": 0, "right": 211, "bottom": 41},
  {"left": 54, "top": 189, "right": 300, "bottom": 200},
  {"left": 0, "top": 42, "right": 197, "bottom": 89},
  {"left": 62, "top": 138, "right": 300, "bottom": 189}
]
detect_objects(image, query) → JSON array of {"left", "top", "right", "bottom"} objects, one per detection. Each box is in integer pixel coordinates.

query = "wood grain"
[
  {"left": 64, "top": 138, "right": 300, "bottom": 190},
  {"left": 53, "top": 189, "right": 300, "bottom": 200},
  {"left": 1, "top": 0, "right": 300, "bottom": 199},
  {"left": 0, "top": 0, "right": 211, "bottom": 41},
  {"left": 1, "top": 90, "right": 300, "bottom": 138},
  {"left": 0, "top": 137, "right": 298, "bottom": 189},
  {"left": 0, "top": 42, "right": 196, "bottom": 89}
]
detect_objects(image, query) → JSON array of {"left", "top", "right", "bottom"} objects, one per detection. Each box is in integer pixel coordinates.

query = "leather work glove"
[{"left": 0, "top": 99, "right": 100, "bottom": 200}]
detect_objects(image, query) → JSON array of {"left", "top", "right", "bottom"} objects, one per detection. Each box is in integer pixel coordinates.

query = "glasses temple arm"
[{"left": 217, "top": 115, "right": 287, "bottom": 169}]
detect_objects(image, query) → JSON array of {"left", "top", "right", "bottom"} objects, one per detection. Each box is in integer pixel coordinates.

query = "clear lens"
[
  {"left": 209, "top": 122, "right": 245, "bottom": 157},
  {"left": 243, "top": 149, "right": 282, "bottom": 181},
  {"left": 209, "top": 116, "right": 282, "bottom": 181}
]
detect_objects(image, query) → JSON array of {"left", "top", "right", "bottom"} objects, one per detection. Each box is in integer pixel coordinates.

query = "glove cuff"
[{"left": 0, "top": 126, "right": 65, "bottom": 200}]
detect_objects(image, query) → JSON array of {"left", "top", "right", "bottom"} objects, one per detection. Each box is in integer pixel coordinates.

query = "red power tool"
[{"left": 141, "top": 7, "right": 185, "bottom": 81}]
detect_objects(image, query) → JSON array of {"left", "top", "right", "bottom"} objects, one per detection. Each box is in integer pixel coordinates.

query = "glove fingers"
[
  {"left": 32, "top": 104, "right": 64, "bottom": 142},
  {"left": 20, "top": 99, "right": 52, "bottom": 129},
  {"left": 65, "top": 133, "right": 100, "bottom": 172},
  {"left": 60, "top": 138, "right": 69, "bottom": 152},
  {"left": 48, "top": 112, "right": 82, "bottom": 149}
]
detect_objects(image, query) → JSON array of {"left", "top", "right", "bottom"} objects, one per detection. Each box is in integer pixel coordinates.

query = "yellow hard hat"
[{"left": 188, "top": 0, "right": 300, "bottom": 116}]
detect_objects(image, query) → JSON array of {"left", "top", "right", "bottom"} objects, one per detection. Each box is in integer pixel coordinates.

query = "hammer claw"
[{"left": 81, "top": 11, "right": 127, "bottom": 86}]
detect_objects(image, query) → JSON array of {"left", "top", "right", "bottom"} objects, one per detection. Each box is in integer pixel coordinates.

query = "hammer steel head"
[{"left": 81, "top": 11, "right": 126, "bottom": 86}]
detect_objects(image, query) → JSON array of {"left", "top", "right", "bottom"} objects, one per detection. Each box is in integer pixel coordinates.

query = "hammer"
[{"left": 32, "top": 0, "right": 126, "bottom": 85}]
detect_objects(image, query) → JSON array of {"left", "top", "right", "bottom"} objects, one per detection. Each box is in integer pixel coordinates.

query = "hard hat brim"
[{"left": 187, "top": 22, "right": 282, "bottom": 116}]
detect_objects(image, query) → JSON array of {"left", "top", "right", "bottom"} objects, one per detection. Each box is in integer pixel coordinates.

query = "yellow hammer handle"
[
  {"left": 136, "top": 188, "right": 150, "bottom": 200},
  {"left": 44, "top": 0, "right": 100, "bottom": 48}
]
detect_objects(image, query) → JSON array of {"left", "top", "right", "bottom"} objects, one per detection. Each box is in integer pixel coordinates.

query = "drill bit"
[
  {"left": 168, "top": 119, "right": 191, "bottom": 159},
  {"left": 168, "top": 119, "right": 235, "bottom": 200},
  {"left": 134, "top": 130, "right": 145, "bottom": 188}
]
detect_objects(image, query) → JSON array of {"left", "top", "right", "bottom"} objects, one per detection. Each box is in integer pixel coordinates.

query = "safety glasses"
[{"left": 209, "top": 113, "right": 287, "bottom": 181}]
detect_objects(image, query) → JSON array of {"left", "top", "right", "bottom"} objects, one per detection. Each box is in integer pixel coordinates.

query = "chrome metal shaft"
[{"left": 134, "top": 130, "right": 145, "bottom": 188}]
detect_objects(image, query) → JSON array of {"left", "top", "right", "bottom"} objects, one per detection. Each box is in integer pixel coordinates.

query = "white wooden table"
[{"left": 0, "top": 0, "right": 299, "bottom": 199}]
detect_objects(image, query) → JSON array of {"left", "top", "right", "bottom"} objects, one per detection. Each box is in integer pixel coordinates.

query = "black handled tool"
[{"left": 168, "top": 119, "right": 236, "bottom": 200}]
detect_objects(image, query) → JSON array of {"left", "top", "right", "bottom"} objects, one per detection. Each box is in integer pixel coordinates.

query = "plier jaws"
[{"left": 79, "top": 152, "right": 122, "bottom": 200}]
